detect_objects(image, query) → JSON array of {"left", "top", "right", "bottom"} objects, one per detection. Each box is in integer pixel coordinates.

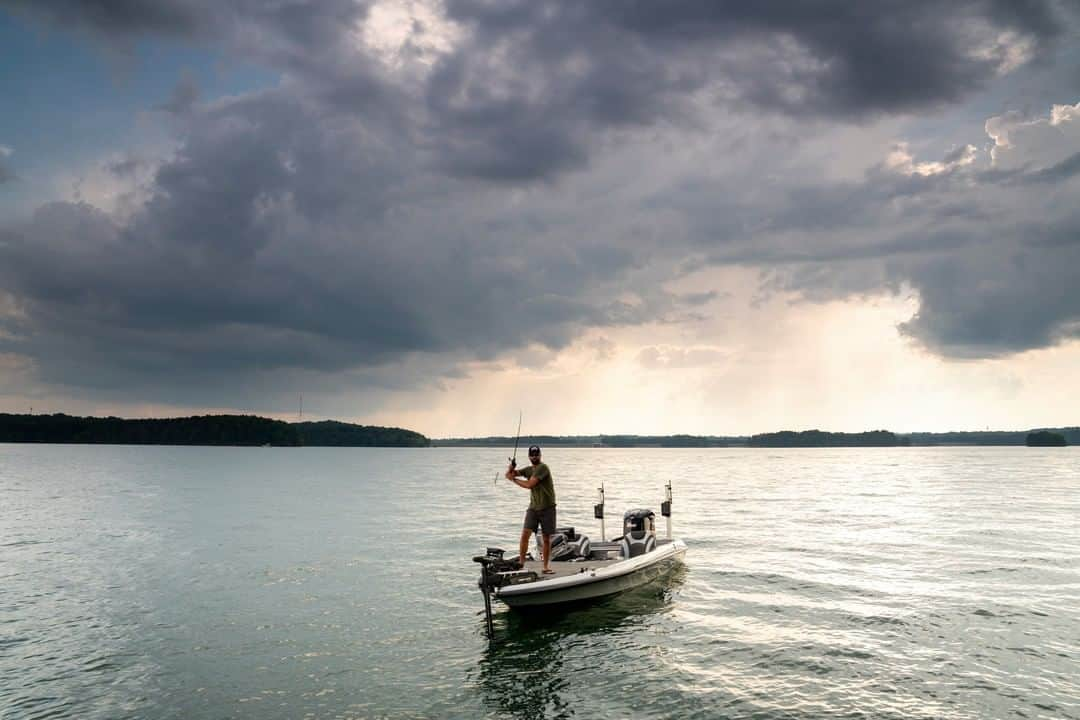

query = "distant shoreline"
[
  {"left": 0, "top": 413, "right": 429, "bottom": 448},
  {"left": 1, "top": 413, "right": 1074, "bottom": 447},
  {"left": 435, "top": 428, "right": 1076, "bottom": 448}
]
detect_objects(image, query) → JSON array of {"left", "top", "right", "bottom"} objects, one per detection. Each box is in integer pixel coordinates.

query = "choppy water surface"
[{"left": 2, "top": 445, "right": 1078, "bottom": 719}]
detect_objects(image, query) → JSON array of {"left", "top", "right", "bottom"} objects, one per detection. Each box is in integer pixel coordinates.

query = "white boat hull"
[{"left": 495, "top": 539, "right": 687, "bottom": 608}]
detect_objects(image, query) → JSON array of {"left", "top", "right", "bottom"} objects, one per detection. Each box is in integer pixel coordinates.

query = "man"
[{"left": 505, "top": 445, "right": 557, "bottom": 575}]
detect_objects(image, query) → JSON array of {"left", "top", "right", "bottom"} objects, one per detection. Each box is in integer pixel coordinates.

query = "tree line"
[
  {"left": 438, "top": 428, "right": 1077, "bottom": 447},
  {"left": 747, "top": 430, "right": 908, "bottom": 447},
  {"left": 0, "top": 414, "right": 430, "bottom": 447},
  {"left": 1, "top": 413, "right": 1071, "bottom": 448}
]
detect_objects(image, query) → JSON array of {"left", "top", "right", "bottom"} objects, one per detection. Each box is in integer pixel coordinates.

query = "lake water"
[{"left": 1, "top": 445, "right": 1078, "bottom": 719}]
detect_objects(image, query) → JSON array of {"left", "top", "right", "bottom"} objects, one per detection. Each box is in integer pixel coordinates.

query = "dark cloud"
[
  {"left": 1, "top": 0, "right": 1079, "bottom": 407},
  {"left": 155, "top": 73, "right": 199, "bottom": 115},
  {"left": 700, "top": 140, "right": 1080, "bottom": 358},
  {"left": 1023, "top": 151, "right": 1080, "bottom": 183},
  {"left": 12, "top": 0, "right": 1075, "bottom": 184},
  {"left": 752, "top": 208, "right": 1080, "bottom": 360},
  {"left": 424, "top": 0, "right": 1075, "bottom": 180},
  {"left": 0, "top": 88, "right": 667, "bottom": 395},
  {"left": 0, "top": 151, "right": 14, "bottom": 184},
  {"left": 105, "top": 154, "right": 143, "bottom": 178},
  {"left": 2, "top": 0, "right": 210, "bottom": 37},
  {"left": 897, "top": 223, "right": 1080, "bottom": 357}
]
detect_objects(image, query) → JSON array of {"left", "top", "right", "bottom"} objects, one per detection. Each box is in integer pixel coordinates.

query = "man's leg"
[
  {"left": 519, "top": 528, "right": 533, "bottom": 566},
  {"left": 540, "top": 506, "right": 557, "bottom": 573}
]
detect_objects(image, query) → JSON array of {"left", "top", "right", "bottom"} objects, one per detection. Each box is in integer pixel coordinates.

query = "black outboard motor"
[{"left": 619, "top": 509, "right": 656, "bottom": 559}]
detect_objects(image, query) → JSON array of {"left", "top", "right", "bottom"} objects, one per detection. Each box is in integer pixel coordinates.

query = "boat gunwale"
[{"left": 495, "top": 539, "right": 686, "bottom": 597}]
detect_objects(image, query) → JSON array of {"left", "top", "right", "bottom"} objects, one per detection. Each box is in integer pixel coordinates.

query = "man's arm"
[{"left": 504, "top": 466, "right": 541, "bottom": 488}]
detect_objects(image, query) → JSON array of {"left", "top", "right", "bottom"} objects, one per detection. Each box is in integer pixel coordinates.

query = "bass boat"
[{"left": 474, "top": 482, "right": 687, "bottom": 637}]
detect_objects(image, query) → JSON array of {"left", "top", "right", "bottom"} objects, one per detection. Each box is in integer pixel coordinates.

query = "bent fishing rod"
[{"left": 496, "top": 410, "right": 523, "bottom": 485}]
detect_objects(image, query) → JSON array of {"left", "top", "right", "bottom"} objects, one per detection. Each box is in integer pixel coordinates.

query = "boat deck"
[
  {"left": 517, "top": 558, "right": 618, "bottom": 580},
  {"left": 515, "top": 539, "right": 679, "bottom": 581}
]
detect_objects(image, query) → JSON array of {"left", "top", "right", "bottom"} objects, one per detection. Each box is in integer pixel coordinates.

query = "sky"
[{"left": 1, "top": 1, "right": 1079, "bottom": 438}]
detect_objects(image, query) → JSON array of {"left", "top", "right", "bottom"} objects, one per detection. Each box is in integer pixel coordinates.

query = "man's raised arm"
[{"left": 505, "top": 467, "right": 540, "bottom": 488}]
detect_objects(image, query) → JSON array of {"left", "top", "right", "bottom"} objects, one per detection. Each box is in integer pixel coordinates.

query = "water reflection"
[{"left": 472, "top": 567, "right": 686, "bottom": 720}]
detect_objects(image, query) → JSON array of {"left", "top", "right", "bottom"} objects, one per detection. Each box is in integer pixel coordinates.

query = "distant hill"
[
  {"left": 437, "top": 427, "right": 1080, "bottom": 448},
  {"left": 1026, "top": 430, "right": 1067, "bottom": 447},
  {"left": 434, "top": 433, "right": 742, "bottom": 448},
  {"left": 0, "top": 414, "right": 430, "bottom": 447},
  {"left": 0, "top": 413, "right": 300, "bottom": 446},
  {"left": 748, "top": 430, "right": 908, "bottom": 447},
  {"left": 294, "top": 420, "right": 429, "bottom": 447},
  {"left": 906, "top": 427, "right": 1080, "bottom": 446},
  {"left": 437, "top": 431, "right": 903, "bottom": 448}
]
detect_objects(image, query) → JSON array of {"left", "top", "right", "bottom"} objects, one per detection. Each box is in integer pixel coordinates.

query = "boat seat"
[
  {"left": 620, "top": 509, "right": 657, "bottom": 558},
  {"left": 619, "top": 532, "right": 656, "bottom": 558},
  {"left": 536, "top": 530, "right": 592, "bottom": 561}
]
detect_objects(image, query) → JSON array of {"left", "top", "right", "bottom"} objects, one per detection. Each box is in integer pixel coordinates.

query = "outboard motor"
[{"left": 619, "top": 509, "right": 657, "bottom": 559}]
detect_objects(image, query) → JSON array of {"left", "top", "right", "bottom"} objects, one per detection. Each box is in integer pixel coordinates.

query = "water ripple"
[{"left": 1, "top": 444, "right": 1078, "bottom": 719}]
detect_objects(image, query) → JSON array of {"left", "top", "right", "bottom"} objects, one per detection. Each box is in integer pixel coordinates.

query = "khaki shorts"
[{"left": 523, "top": 506, "right": 557, "bottom": 536}]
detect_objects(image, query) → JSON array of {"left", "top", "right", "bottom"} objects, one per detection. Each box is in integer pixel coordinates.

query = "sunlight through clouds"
[
  {"left": 1, "top": 2, "right": 1078, "bottom": 434},
  {"left": 359, "top": 0, "right": 462, "bottom": 72}
]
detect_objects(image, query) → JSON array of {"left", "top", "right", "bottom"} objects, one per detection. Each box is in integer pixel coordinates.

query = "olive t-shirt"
[{"left": 520, "top": 462, "right": 556, "bottom": 510}]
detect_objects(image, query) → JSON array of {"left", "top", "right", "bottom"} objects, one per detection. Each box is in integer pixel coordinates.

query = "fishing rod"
[{"left": 495, "top": 410, "right": 523, "bottom": 485}]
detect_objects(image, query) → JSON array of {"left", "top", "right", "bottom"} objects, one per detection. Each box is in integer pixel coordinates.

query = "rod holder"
[
  {"left": 661, "top": 481, "right": 673, "bottom": 540},
  {"left": 594, "top": 483, "right": 606, "bottom": 542}
]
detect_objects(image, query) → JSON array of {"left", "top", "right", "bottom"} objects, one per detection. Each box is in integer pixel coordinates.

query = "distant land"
[
  {"left": 0, "top": 414, "right": 429, "bottom": 447},
  {"left": 0, "top": 414, "right": 1075, "bottom": 447},
  {"left": 435, "top": 428, "right": 1078, "bottom": 447},
  {"left": 1026, "top": 430, "right": 1067, "bottom": 447}
]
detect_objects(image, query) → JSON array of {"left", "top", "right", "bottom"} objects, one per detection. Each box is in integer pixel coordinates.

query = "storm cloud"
[
  {"left": 0, "top": 87, "right": 688, "bottom": 391},
  {"left": 1, "top": 1, "right": 1079, "bottom": 406},
  {"left": 0, "top": 145, "right": 14, "bottom": 184}
]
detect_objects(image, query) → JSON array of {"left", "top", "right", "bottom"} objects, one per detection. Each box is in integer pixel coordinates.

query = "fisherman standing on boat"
[{"left": 505, "top": 445, "right": 557, "bottom": 575}]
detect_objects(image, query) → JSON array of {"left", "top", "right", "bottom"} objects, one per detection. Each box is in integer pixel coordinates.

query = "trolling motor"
[{"left": 473, "top": 547, "right": 537, "bottom": 639}]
